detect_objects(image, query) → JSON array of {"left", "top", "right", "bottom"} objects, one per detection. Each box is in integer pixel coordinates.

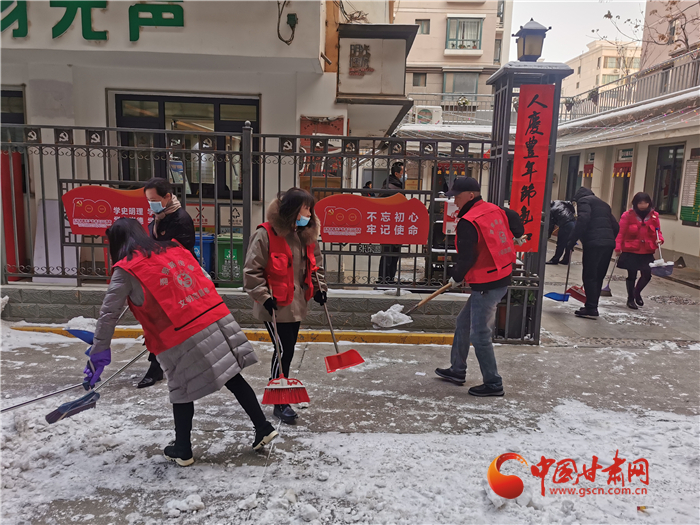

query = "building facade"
[
  {"left": 561, "top": 40, "right": 642, "bottom": 98},
  {"left": 641, "top": 0, "right": 700, "bottom": 69},
  {"left": 393, "top": 0, "right": 513, "bottom": 96}
]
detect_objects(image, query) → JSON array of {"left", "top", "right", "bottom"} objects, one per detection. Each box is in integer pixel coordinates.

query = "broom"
[{"left": 261, "top": 290, "right": 310, "bottom": 405}]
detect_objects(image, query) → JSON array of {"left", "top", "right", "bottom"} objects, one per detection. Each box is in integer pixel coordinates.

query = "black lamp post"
[{"left": 513, "top": 18, "right": 550, "bottom": 62}]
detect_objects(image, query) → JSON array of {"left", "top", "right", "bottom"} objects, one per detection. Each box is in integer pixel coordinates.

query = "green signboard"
[{"left": 680, "top": 151, "right": 700, "bottom": 227}]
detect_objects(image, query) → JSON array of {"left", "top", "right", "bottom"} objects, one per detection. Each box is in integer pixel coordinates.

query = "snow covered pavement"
[{"left": 1, "top": 324, "right": 699, "bottom": 524}]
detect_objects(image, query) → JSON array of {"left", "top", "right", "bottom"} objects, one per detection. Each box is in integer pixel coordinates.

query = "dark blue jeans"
[{"left": 449, "top": 285, "right": 508, "bottom": 388}]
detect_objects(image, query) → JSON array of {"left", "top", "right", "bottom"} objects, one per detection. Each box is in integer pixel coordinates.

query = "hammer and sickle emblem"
[
  {"left": 202, "top": 138, "right": 213, "bottom": 148},
  {"left": 59, "top": 131, "right": 69, "bottom": 142},
  {"left": 456, "top": 145, "right": 465, "bottom": 154},
  {"left": 315, "top": 141, "right": 324, "bottom": 149},
  {"left": 346, "top": 143, "right": 356, "bottom": 152},
  {"left": 27, "top": 131, "right": 37, "bottom": 141},
  {"left": 283, "top": 140, "right": 293, "bottom": 151},
  {"left": 90, "top": 133, "right": 100, "bottom": 144},
  {"left": 424, "top": 144, "right": 434, "bottom": 154},
  {"left": 392, "top": 144, "right": 403, "bottom": 154}
]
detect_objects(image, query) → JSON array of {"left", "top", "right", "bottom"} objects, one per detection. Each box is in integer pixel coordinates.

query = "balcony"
[
  {"left": 559, "top": 51, "right": 700, "bottom": 122},
  {"left": 405, "top": 93, "right": 496, "bottom": 126}
]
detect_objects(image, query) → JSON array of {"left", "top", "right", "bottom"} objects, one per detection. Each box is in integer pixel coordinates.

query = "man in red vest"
[{"left": 435, "top": 177, "right": 520, "bottom": 397}]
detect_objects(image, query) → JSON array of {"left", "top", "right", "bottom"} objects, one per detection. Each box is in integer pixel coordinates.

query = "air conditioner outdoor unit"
[{"left": 414, "top": 106, "right": 442, "bottom": 125}]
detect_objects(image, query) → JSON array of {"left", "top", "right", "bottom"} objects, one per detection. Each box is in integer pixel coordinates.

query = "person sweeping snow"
[
  {"left": 434, "top": 177, "right": 520, "bottom": 397},
  {"left": 85, "top": 218, "right": 278, "bottom": 467},
  {"left": 243, "top": 188, "right": 327, "bottom": 424}
]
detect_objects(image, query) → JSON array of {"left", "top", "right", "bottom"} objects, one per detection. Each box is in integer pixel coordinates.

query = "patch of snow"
[
  {"left": 1, "top": 295, "right": 9, "bottom": 312},
  {"left": 65, "top": 316, "right": 98, "bottom": 332},
  {"left": 370, "top": 304, "right": 412, "bottom": 328}
]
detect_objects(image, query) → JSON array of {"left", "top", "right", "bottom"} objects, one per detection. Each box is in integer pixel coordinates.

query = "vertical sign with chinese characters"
[{"left": 509, "top": 85, "right": 555, "bottom": 252}]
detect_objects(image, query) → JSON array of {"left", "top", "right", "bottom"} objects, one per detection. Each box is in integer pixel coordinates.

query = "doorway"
[
  {"left": 654, "top": 145, "right": 685, "bottom": 215},
  {"left": 564, "top": 155, "right": 581, "bottom": 201}
]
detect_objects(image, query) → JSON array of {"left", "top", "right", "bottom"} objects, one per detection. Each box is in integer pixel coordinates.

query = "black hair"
[
  {"left": 632, "top": 192, "right": 652, "bottom": 208},
  {"left": 144, "top": 177, "right": 172, "bottom": 198},
  {"left": 364, "top": 181, "right": 373, "bottom": 188},
  {"left": 391, "top": 162, "right": 404, "bottom": 176},
  {"left": 105, "top": 218, "right": 178, "bottom": 264},
  {"left": 277, "top": 187, "right": 316, "bottom": 229}
]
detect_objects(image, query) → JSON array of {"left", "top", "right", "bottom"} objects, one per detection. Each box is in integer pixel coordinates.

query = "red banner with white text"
[
  {"left": 509, "top": 84, "right": 555, "bottom": 252},
  {"left": 316, "top": 193, "right": 429, "bottom": 245},
  {"left": 62, "top": 186, "right": 151, "bottom": 236}
]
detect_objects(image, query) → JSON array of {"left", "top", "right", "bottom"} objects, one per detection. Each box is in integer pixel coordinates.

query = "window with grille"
[
  {"left": 602, "top": 74, "right": 620, "bottom": 84},
  {"left": 494, "top": 39, "right": 502, "bottom": 64},
  {"left": 415, "top": 19, "right": 430, "bottom": 34},
  {"left": 604, "top": 56, "right": 619, "bottom": 69},
  {"left": 413, "top": 73, "right": 427, "bottom": 87},
  {"left": 444, "top": 72, "right": 479, "bottom": 93},
  {"left": 446, "top": 18, "right": 483, "bottom": 50}
]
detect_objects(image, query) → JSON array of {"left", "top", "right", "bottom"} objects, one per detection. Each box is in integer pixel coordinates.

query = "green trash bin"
[{"left": 216, "top": 234, "right": 244, "bottom": 288}]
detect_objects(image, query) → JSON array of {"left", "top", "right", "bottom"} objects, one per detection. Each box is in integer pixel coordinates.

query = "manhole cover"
[{"left": 648, "top": 295, "right": 700, "bottom": 306}]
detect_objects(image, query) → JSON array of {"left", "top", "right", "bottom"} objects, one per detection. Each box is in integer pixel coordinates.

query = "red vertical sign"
[{"left": 509, "top": 84, "right": 555, "bottom": 252}]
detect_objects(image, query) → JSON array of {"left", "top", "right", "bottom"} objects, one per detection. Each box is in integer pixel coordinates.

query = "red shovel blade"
[
  {"left": 325, "top": 349, "right": 365, "bottom": 373},
  {"left": 566, "top": 285, "right": 587, "bottom": 303}
]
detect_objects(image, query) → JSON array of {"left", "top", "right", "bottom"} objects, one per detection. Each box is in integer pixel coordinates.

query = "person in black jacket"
[
  {"left": 140, "top": 177, "right": 197, "bottom": 388},
  {"left": 144, "top": 177, "right": 196, "bottom": 257},
  {"left": 546, "top": 200, "right": 576, "bottom": 265},
  {"left": 567, "top": 187, "right": 620, "bottom": 318},
  {"left": 378, "top": 162, "right": 404, "bottom": 284}
]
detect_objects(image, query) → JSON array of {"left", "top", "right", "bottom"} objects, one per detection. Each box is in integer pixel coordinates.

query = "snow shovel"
[
  {"left": 649, "top": 229, "right": 674, "bottom": 277},
  {"left": 374, "top": 282, "right": 453, "bottom": 328},
  {"left": 544, "top": 251, "right": 572, "bottom": 302},
  {"left": 45, "top": 347, "right": 149, "bottom": 424},
  {"left": 314, "top": 273, "right": 364, "bottom": 373},
  {"left": 600, "top": 257, "right": 617, "bottom": 297}
]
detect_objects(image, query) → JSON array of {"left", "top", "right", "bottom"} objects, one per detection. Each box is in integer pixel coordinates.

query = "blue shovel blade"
[
  {"left": 544, "top": 292, "right": 570, "bottom": 302},
  {"left": 65, "top": 329, "right": 95, "bottom": 344}
]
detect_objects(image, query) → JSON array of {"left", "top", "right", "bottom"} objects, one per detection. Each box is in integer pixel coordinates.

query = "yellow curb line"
[{"left": 11, "top": 326, "right": 454, "bottom": 345}]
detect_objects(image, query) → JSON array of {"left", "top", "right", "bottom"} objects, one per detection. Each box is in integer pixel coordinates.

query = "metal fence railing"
[
  {"left": 405, "top": 93, "right": 496, "bottom": 126},
  {"left": 1, "top": 123, "right": 545, "bottom": 343}
]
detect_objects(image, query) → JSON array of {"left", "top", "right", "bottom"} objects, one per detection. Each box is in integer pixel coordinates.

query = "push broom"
[{"left": 261, "top": 287, "right": 310, "bottom": 405}]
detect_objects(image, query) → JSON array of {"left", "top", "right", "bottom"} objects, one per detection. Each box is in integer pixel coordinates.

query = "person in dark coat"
[
  {"left": 378, "top": 162, "right": 404, "bottom": 284},
  {"left": 546, "top": 200, "right": 576, "bottom": 265},
  {"left": 567, "top": 187, "right": 620, "bottom": 318},
  {"left": 363, "top": 180, "right": 377, "bottom": 197},
  {"left": 144, "top": 177, "right": 196, "bottom": 257},
  {"left": 140, "top": 177, "right": 197, "bottom": 388}
]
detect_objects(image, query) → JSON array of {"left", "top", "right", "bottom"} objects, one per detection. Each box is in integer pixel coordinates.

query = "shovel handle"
[
  {"left": 563, "top": 250, "right": 572, "bottom": 293},
  {"left": 313, "top": 271, "right": 340, "bottom": 355},
  {"left": 1, "top": 383, "right": 85, "bottom": 413},
  {"left": 405, "top": 282, "right": 453, "bottom": 315}
]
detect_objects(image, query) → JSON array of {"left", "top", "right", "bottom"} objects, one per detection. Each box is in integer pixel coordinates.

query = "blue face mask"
[
  {"left": 149, "top": 201, "right": 165, "bottom": 214},
  {"left": 296, "top": 215, "right": 311, "bottom": 227}
]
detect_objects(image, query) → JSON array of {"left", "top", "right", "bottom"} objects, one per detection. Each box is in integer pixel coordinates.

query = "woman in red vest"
[
  {"left": 243, "top": 188, "right": 327, "bottom": 425},
  {"left": 615, "top": 192, "right": 664, "bottom": 310},
  {"left": 85, "top": 218, "right": 278, "bottom": 466}
]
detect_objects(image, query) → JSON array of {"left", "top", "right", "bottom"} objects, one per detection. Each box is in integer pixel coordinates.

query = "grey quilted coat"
[{"left": 92, "top": 267, "right": 258, "bottom": 404}]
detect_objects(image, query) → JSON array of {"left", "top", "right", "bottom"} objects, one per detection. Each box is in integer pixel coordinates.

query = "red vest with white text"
[
  {"left": 114, "top": 246, "right": 229, "bottom": 354},
  {"left": 260, "top": 222, "right": 318, "bottom": 307},
  {"left": 457, "top": 200, "right": 516, "bottom": 285}
]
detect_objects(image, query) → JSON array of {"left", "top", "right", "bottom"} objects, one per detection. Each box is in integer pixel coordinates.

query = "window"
[
  {"left": 444, "top": 72, "right": 479, "bottom": 93},
  {"left": 604, "top": 56, "right": 619, "bottom": 69},
  {"left": 415, "top": 19, "right": 430, "bottom": 34},
  {"left": 631, "top": 57, "right": 641, "bottom": 69},
  {"left": 595, "top": 75, "right": 600, "bottom": 86},
  {"left": 597, "top": 57, "right": 601, "bottom": 69},
  {"left": 576, "top": 82, "right": 579, "bottom": 89},
  {"left": 602, "top": 74, "right": 620, "bottom": 84},
  {"left": 412, "top": 73, "right": 427, "bottom": 87},
  {"left": 446, "top": 18, "right": 482, "bottom": 50},
  {"left": 577, "top": 66, "right": 581, "bottom": 75},
  {"left": 654, "top": 145, "right": 684, "bottom": 215},
  {"left": 668, "top": 18, "right": 681, "bottom": 43},
  {"left": 494, "top": 39, "right": 502, "bottom": 64}
]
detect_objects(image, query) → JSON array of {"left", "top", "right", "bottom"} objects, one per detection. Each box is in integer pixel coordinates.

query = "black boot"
[
  {"left": 634, "top": 288, "right": 644, "bottom": 307},
  {"left": 138, "top": 360, "right": 164, "bottom": 389},
  {"left": 273, "top": 404, "right": 298, "bottom": 424},
  {"left": 163, "top": 441, "right": 194, "bottom": 467},
  {"left": 626, "top": 279, "right": 638, "bottom": 310},
  {"left": 545, "top": 258, "right": 560, "bottom": 265},
  {"left": 253, "top": 421, "right": 279, "bottom": 450}
]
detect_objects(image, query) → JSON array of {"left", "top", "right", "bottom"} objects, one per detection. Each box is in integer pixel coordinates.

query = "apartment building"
[
  {"left": 394, "top": 0, "right": 513, "bottom": 96},
  {"left": 641, "top": 0, "right": 700, "bottom": 69},
  {"left": 561, "top": 40, "right": 642, "bottom": 97}
]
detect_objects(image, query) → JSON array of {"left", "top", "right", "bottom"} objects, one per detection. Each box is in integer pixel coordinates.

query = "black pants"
[
  {"left": 172, "top": 374, "right": 267, "bottom": 449},
  {"left": 551, "top": 221, "right": 575, "bottom": 263},
  {"left": 264, "top": 321, "right": 301, "bottom": 380},
  {"left": 582, "top": 246, "right": 614, "bottom": 309},
  {"left": 378, "top": 244, "right": 401, "bottom": 283},
  {"left": 627, "top": 268, "right": 652, "bottom": 297}
]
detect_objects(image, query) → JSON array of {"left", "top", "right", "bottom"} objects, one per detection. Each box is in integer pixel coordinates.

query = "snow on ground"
[{"left": 1, "top": 396, "right": 697, "bottom": 524}]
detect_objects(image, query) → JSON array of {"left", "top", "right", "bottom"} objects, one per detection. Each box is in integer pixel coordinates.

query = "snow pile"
[
  {"left": 65, "top": 316, "right": 98, "bottom": 332},
  {"left": 371, "top": 304, "right": 412, "bottom": 328},
  {"left": 649, "top": 258, "right": 674, "bottom": 268},
  {"left": 382, "top": 288, "right": 411, "bottom": 296},
  {"left": 1, "top": 295, "right": 9, "bottom": 312},
  {"left": 163, "top": 494, "right": 205, "bottom": 517}
]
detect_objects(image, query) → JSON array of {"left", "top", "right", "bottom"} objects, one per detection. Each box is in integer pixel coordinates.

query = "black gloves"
[
  {"left": 314, "top": 290, "right": 327, "bottom": 306},
  {"left": 263, "top": 297, "right": 278, "bottom": 316}
]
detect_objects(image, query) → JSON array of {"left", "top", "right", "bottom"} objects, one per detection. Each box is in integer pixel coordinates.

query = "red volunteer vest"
[
  {"left": 260, "top": 222, "right": 318, "bottom": 307},
  {"left": 114, "top": 246, "right": 229, "bottom": 354},
  {"left": 457, "top": 200, "right": 516, "bottom": 285}
]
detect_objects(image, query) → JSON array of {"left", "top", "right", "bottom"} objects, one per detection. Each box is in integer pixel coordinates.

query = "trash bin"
[
  {"left": 193, "top": 234, "right": 215, "bottom": 275},
  {"left": 216, "top": 234, "right": 244, "bottom": 287}
]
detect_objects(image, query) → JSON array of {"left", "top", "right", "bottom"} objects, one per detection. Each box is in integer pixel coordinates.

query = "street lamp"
[{"left": 513, "top": 19, "right": 550, "bottom": 62}]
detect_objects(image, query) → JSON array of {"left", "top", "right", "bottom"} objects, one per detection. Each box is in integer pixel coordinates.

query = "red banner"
[
  {"left": 316, "top": 193, "right": 429, "bottom": 245},
  {"left": 62, "top": 186, "right": 151, "bottom": 236},
  {"left": 509, "top": 84, "right": 555, "bottom": 252}
]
